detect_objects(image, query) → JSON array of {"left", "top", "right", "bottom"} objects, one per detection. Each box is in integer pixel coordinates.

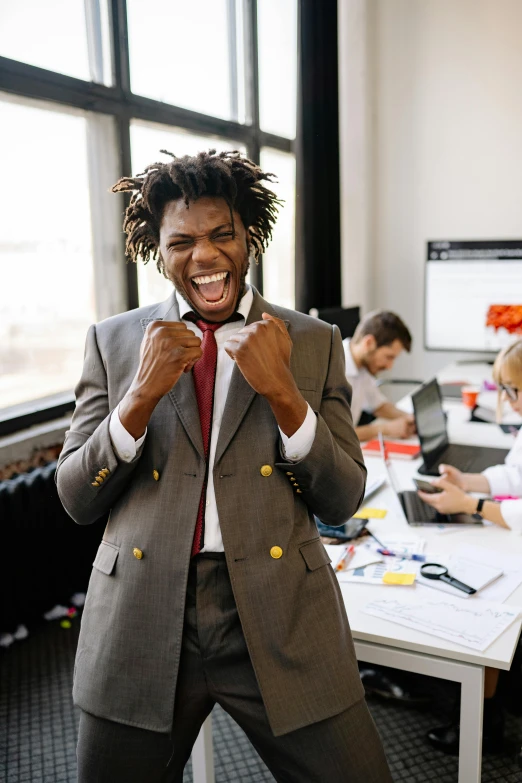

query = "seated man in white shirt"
[{"left": 343, "top": 310, "right": 416, "bottom": 441}]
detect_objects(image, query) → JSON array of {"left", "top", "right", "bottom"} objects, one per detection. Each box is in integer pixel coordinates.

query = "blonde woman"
[
  {"left": 418, "top": 339, "right": 522, "bottom": 756},
  {"left": 419, "top": 339, "right": 522, "bottom": 531}
]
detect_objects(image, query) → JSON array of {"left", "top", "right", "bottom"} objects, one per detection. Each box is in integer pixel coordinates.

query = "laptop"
[
  {"left": 412, "top": 379, "right": 509, "bottom": 477},
  {"left": 379, "top": 433, "right": 482, "bottom": 527}
]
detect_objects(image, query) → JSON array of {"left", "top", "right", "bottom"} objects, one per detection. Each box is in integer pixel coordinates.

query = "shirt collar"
[
  {"left": 343, "top": 339, "right": 360, "bottom": 378},
  {"left": 175, "top": 284, "right": 253, "bottom": 324}
]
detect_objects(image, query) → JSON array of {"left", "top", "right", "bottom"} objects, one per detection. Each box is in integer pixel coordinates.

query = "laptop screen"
[
  {"left": 378, "top": 433, "right": 402, "bottom": 498},
  {"left": 412, "top": 379, "right": 448, "bottom": 463}
]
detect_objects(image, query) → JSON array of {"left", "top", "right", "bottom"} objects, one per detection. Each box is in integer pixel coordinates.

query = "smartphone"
[{"left": 412, "top": 477, "right": 443, "bottom": 494}]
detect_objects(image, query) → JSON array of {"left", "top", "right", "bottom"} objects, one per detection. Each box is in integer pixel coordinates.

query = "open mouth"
[{"left": 190, "top": 270, "right": 231, "bottom": 308}]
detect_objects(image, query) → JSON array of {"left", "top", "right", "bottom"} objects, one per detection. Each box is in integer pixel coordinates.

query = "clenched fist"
[
  {"left": 119, "top": 321, "right": 202, "bottom": 439},
  {"left": 224, "top": 313, "right": 292, "bottom": 398},
  {"left": 224, "top": 313, "right": 308, "bottom": 437}
]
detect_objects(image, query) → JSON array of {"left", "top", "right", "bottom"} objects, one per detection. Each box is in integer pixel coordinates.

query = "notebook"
[{"left": 362, "top": 439, "right": 421, "bottom": 460}]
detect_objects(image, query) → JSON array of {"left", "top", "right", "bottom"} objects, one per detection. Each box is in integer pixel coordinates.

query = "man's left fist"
[{"left": 224, "top": 313, "right": 294, "bottom": 399}]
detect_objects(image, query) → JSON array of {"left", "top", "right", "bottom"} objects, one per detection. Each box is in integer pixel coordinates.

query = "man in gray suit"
[{"left": 57, "top": 150, "right": 391, "bottom": 781}]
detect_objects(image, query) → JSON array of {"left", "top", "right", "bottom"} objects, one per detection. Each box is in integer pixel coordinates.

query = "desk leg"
[
  {"left": 191, "top": 714, "right": 215, "bottom": 783},
  {"left": 354, "top": 641, "right": 484, "bottom": 783},
  {"left": 458, "top": 664, "right": 484, "bottom": 783}
]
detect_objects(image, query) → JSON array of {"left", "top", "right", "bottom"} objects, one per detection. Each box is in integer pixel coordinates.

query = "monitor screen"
[
  {"left": 412, "top": 380, "right": 448, "bottom": 460},
  {"left": 425, "top": 240, "right": 522, "bottom": 352}
]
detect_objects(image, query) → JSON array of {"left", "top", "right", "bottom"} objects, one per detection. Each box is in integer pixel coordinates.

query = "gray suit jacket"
[{"left": 57, "top": 288, "right": 366, "bottom": 737}]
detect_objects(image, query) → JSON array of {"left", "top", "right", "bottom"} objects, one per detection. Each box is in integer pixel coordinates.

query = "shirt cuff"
[
  {"left": 500, "top": 499, "right": 522, "bottom": 533},
  {"left": 109, "top": 405, "right": 147, "bottom": 463},
  {"left": 279, "top": 404, "right": 317, "bottom": 462}
]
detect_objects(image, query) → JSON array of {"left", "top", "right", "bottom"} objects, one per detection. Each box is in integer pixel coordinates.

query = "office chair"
[{"left": 310, "top": 306, "right": 360, "bottom": 340}]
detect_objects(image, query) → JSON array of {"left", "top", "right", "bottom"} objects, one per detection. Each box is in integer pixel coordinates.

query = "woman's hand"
[
  {"left": 418, "top": 477, "right": 477, "bottom": 516},
  {"left": 437, "top": 464, "right": 466, "bottom": 489}
]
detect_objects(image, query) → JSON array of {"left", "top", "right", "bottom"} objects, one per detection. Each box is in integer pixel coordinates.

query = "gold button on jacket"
[
  {"left": 153, "top": 469, "right": 160, "bottom": 481},
  {"left": 270, "top": 546, "right": 283, "bottom": 559},
  {"left": 133, "top": 548, "right": 143, "bottom": 560},
  {"left": 260, "top": 465, "right": 273, "bottom": 477}
]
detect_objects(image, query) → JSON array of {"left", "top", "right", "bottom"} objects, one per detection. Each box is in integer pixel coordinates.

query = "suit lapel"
[
  {"left": 214, "top": 289, "right": 286, "bottom": 466},
  {"left": 140, "top": 291, "right": 204, "bottom": 460}
]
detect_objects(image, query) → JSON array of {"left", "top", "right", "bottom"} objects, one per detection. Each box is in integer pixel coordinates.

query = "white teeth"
[{"left": 192, "top": 271, "right": 228, "bottom": 285}]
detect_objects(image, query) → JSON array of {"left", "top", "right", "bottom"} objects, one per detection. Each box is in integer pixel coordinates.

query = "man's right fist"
[
  {"left": 119, "top": 321, "right": 203, "bottom": 440},
  {"left": 135, "top": 321, "right": 203, "bottom": 401}
]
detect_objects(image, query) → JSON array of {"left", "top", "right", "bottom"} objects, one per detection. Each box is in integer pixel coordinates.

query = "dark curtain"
[{"left": 295, "top": 0, "right": 342, "bottom": 313}]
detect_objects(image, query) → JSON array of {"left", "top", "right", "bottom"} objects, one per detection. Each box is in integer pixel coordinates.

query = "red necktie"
[{"left": 189, "top": 318, "right": 221, "bottom": 556}]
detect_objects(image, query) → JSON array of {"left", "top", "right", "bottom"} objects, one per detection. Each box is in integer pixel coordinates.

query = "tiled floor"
[{"left": 1, "top": 615, "right": 521, "bottom": 782}]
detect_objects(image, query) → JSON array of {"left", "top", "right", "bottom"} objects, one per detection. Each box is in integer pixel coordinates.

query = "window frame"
[{"left": 0, "top": 0, "right": 296, "bottom": 434}]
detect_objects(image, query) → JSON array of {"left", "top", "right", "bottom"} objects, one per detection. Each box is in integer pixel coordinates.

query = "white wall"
[{"left": 339, "top": 0, "right": 522, "bottom": 379}]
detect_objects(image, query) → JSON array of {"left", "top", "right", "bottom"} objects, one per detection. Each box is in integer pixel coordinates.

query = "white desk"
[
  {"left": 347, "top": 393, "right": 521, "bottom": 783},
  {"left": 192, "top": 365, "right": 522, "bottom": 783}
]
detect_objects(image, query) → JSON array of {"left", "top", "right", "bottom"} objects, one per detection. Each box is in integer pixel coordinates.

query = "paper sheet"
[
  {"left": 363, "top": 596, "right": 521, "bottom": 651},
  {"left": 340, "top": 558, "right": 418, "bottom": 585},
  {"left": 336, "top": 549, "right": 383, "bottom": 580},
  {"left": 455, "top": 544, "right": 522, "bottom": 604}
]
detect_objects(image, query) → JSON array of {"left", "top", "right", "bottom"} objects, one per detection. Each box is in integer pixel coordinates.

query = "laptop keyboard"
[{"left": 402, "top": 491, "right": 441, "bottom": 523}]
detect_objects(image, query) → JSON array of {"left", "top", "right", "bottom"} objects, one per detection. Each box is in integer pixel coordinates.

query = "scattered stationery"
[
  {"left": 377, "top": 548, "right": 426, "bottom": 562},
  {"left": 453, "top": 545, "right": 522, "bottom": 604},
  {"left": 416, "top": 554, "right": 503, "bottom": 599},
  {"left": 382, "top": 572, "right": 416, "bottom": 586},
  {"left": 324, "top": 545, "right": 350, "bottom": 571},
  {"left": 340, "top": 557, "right": 417, "bottom": 586},
  {"left": 362, "top": 439, "right": 421, "bottom": 460},
  {"left": 336, "top": 545, "right": 356, "bottom": 571},
  {"left": 368, "top": 535, "right": 427, "bottom": 557},
  {"left": 353, "top": 507, "right": 388, "bottom": 520},
  {"left": 336, "top": 548, "right": 383, "bottom": 578},
  {"left": 362, "top": 596, "right": 522, "bottom": 652},
  {"left": 337, "top": 546, "right": 382, "bottom": 582}
]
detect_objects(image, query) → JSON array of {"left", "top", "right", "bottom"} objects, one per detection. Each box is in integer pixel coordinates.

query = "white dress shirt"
[
  {"left": 342, "top": 339, "right": 387, "bottom": 427},
  {"left": 109, "top": 285, "right": 317, "bottom": 551},
  {"left": 482, "top": 428, "right": 522, "bottom": 533}
]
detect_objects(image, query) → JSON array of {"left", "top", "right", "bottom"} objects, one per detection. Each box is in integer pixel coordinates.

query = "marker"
[
  {"left": 336, "top": 545, "right": 356, "bottom": 571},
  {"left": 377, "top": 548, "right": 426, "bottom": 562}
]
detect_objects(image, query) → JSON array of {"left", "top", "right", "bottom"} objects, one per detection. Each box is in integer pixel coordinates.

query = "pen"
[
  {"left": 336, "top": 545, "right": 356, "bottom": 571},
  {"left": 366, "top": 529, "right": 387, "bottom": 549},
  {"left": 377, "top": 548, "right": 426, "bottom": 562}
]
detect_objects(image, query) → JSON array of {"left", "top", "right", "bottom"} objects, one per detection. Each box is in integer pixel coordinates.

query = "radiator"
[{"left": 0, "top": 461, "right": 105, "bottom": 633}]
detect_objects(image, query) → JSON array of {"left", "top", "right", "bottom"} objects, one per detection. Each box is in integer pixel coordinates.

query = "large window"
[
  {"left": 0, "top": 0, "right": 297, "bottom": 424},
  {"left": 260, "top": 148, "right": 296, "bottom": 310},
  {"left": 0, "top": 96, "right": 95, "bottom": 410}
]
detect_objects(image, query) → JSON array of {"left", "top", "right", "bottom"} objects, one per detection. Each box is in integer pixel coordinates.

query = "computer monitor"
[{"left": 425, "top": 240, "right": 522, "bottom": 352}]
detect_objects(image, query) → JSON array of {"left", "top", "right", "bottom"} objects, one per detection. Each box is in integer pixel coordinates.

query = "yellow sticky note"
[
  {"left": 353, "top": 507, "right": 388, "bottom": 520},
  {"left": 382, "top": 572, "right": 416, "bottom": 586}
]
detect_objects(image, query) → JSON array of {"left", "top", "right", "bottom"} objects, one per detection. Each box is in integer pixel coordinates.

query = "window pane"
[
  {"left": 0, "top": 0, "right": 112, "bottom": 85},
  {"left": 260, "top": 148, "right": 295, "bottom": 309},
  {"left": 130, "top": 120, "right": 245, "bottom": 306},
  {"left": 0, "top": 97, "right": 95, "bottom": 410},
  {"left": 257, "top": 0, "right": 297, "bottom": 138},
  {"left": 127, "top": 0, "right": 244, "bottom": 122}
]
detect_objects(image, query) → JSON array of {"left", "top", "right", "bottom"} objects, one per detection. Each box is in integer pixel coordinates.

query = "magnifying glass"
[{"left": 420, "top": 563, "right": 476, "bottom": 595}]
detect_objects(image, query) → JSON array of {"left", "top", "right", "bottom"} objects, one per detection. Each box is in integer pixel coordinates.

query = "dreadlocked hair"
[{"left": 111, "top": 149, "right": 282, "bottom": 274}]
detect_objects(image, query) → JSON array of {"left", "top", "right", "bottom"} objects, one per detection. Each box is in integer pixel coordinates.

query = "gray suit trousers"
[{"left": 77, "top": 555, "right": 391, "bottom": 783}]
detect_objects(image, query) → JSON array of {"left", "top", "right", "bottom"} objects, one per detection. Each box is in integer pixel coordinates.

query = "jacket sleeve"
[
  {"left": 275, "top": 324, "right": 366, "bottom": 525},
  {"left": 56, "top": 324, "right": 144, "bottom": 525}
]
